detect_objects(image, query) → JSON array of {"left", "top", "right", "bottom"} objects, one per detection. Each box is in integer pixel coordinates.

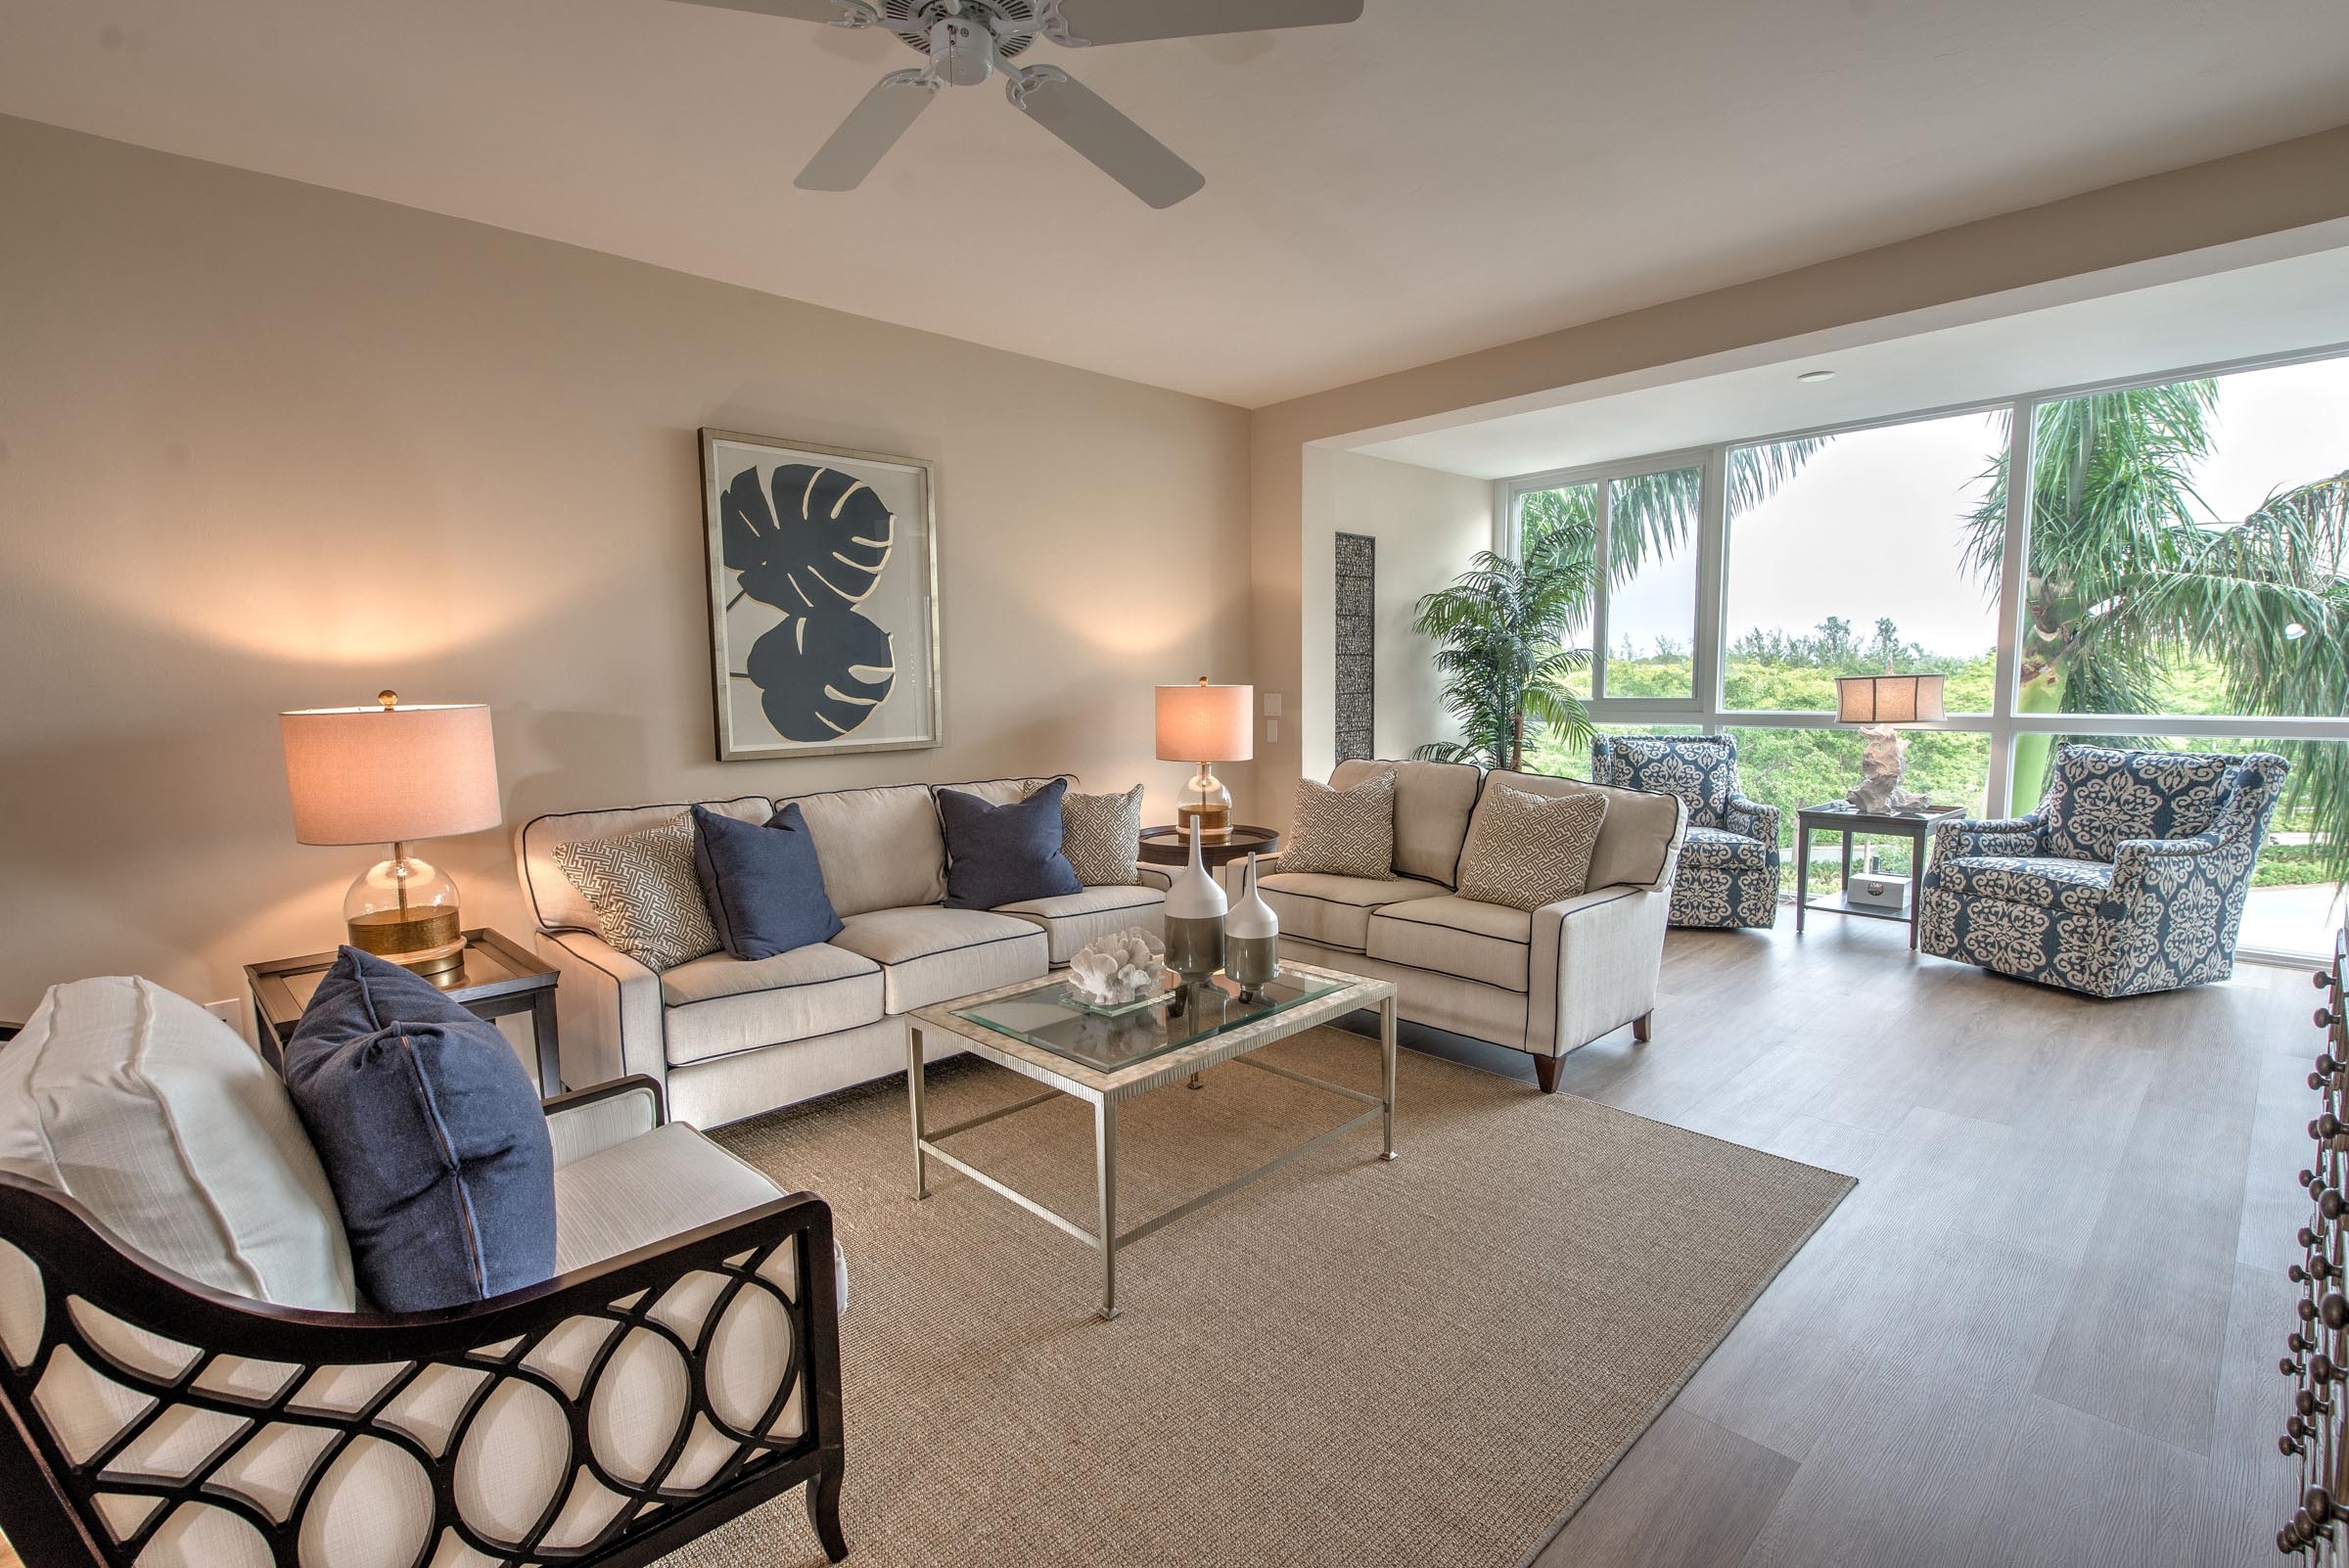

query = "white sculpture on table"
[
  {"left": 1847, "top": 724, "right": 1932, "bottom": 814},
  {"left": 1066, "top": 927, "right": 1171, "bottom": 1007}
]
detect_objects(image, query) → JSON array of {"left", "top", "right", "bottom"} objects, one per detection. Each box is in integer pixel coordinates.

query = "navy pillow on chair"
[
  {"left": 284, "top": 946, "right": 556, "bottom": 1313},
  {"left": 691, "top": 803, "right": 845, "bottom": 960},
  {"left": 938, "top": 777, "right": 1085, "bottom": 909}
]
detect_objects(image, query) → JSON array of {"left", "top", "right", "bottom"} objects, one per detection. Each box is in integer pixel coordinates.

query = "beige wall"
[
  {"left": 1318, "top": 451, "right": 1492, "bottom": 771},
  {"left": 1249, "top": 122, "right": 2349, "bottom": 829},
  {"left": 0, "top": 115, "right": 1251, "bottom": 1022}
]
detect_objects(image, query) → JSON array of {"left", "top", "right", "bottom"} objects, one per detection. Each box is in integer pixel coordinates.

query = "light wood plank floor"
[{"left": 1385, "top": 915, "right": 2318, "bottom": 1568}]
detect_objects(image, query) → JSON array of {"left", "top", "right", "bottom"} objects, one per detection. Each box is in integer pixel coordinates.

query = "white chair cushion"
[
  {"left": 658, "top": 945, "right": 886, "bottom": 1066},
  {"left": 1256, "top": 872, "right": 1449, "bottom": 952},
  {"left": 0, "top": 977, "right": 356, "bottom": 1311},
  {"left": 775, "top": 784, "right": 948, "bottom": 917},
  {"left": 994, "top": 885, "right": 1168, "bottom": 964},
  {"left": 553, "top": 1123, "right": 785, "bottom": 1272},
  {"left": 516, "top": 797, "right": 772, "bottom": 934},
  {"left": 830, "top": 906, "right": 1050, "bottom": 1012},
  {"left": 1367, "top": 896, "right": 1533, "bottom": 992}
]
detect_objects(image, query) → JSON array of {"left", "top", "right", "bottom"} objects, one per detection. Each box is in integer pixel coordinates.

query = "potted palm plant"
[{"left": 1409, "top": 532, "right": 1595, "bottom": 772}]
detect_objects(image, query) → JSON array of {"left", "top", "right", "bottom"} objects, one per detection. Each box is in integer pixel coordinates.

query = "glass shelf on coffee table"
[{"left": 906, "top": 960, "right": 1400, "bottom": 1320}]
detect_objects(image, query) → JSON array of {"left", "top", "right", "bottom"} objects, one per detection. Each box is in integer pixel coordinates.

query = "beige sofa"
[
  {"left": 1234, "top": 760, "right": 1688, "bottom": 1091},
  {"left": 517, "top": 775, "right": 1168, "bottom": 1127}
]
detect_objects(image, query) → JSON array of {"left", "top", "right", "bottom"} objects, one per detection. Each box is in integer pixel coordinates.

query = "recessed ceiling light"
[{"left": 1796, "top": 369, "right": 1836, "bottom": 384}]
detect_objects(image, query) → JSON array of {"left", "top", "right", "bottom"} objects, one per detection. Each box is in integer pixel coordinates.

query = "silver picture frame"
[{"left": 699, "top": 429, "right": 944, "bottom": 761}]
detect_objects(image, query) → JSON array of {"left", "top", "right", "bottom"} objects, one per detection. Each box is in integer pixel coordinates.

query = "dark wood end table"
[
  {"left": 1793, "top": 803, "right": 1964, "bottom": 951},
  {"left": 1137, "top": 824, "right": 1282, "bottom": 871},
  {"left": 246, "top": 927, "right": 562, "bottom": 1092}
]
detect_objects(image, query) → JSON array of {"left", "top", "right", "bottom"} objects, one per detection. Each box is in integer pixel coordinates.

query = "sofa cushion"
[
  {"left": 1367, "top": 896, "right": 1532, "bottom": 992},
  {"left": 553, "top": 814, "right": 723, "bottom": 972},
  {"left": 1483, "top": 770, "right": 1683, "bottom": 891},
  {"left": 776, "top": 783, "right": 947, "bottom": 917},
  {"left": 285, "top": 948, "right": 556, "bottom": 1313},
  {"left": 690, "top": 802, "right": 843, "bottom": 960},
  {"left": 519, "top": 797, "right": 771, "bottom": 933},
  {"left": 939, "top": 777, "right": 1084, "bottom": 910},
  {"left": 2041, "top": 745, "right": 2235, "bottom": 863},
  {"left": 659, "top": 944, "right": 886, "bottom": 1066},
  {"left": 1332, "top": 759, "right": 1482, "bottom": 885},
  {"left": 831, "top": 906, "right": 1051, "bottom": 1012},
  {"left": 1454, "top": 781, "right": 1608, "bottom": 911},
  {"left": 0, "top": 976, "right": 357, "bottom": 1311},
  {"left": 1060, "top": 783, "right": 1145, "bottom": 887},
  {"left": 1282, "top": 769, "right": 1398, "bottom": 879},
  {"left": 1256, "top": 872, "right": 1449, "bottom": 952},
  {"left": 996, "top": 885, "right": 1169, "bottom": 964}
]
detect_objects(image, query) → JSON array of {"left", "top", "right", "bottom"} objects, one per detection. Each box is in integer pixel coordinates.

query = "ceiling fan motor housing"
[{"left": 887, "top": 0, "right": 1036, "bottom": 76}]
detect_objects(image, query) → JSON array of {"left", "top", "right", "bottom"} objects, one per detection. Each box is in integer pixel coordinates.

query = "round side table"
[{"left": 1137, "top": 824, "right": 1282, "bottom": 870}]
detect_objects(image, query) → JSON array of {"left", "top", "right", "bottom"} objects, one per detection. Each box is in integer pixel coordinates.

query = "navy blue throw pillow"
[
  {"left": 284, "top": 946, "right": 556, "bottom": 1313},
  {"left": 691, "top": 802, "right": 845, "bottom": 960},
  {"left": 938, "top": 777, "right": 1084, "bottom": 909}
]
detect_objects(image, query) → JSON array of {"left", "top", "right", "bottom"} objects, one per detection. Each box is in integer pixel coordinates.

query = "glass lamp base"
[
  {"left": 1178, "top": 765, "right": 1234, "bottom": 842},
  {"left": 345, "top": 851, "right": 468, "bottom": 977}
]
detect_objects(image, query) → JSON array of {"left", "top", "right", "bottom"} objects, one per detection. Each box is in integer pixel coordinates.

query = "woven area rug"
[{"left": 673, "top": 1025, "right": 1852, "bottom": 1568}]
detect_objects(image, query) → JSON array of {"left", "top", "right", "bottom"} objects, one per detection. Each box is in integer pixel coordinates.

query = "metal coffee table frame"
[{"left": 905, "top": 962, "right": 1400, "bottom": 1319}]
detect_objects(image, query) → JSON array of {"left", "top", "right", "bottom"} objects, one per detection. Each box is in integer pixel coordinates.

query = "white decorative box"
[{"left": 1849, "top": 872, "right": 1911, "bottom": 913}]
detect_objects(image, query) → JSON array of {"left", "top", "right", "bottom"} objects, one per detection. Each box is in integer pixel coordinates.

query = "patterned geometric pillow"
[
  {"left": 552, "top": 814, "right": 721, "bottom": 971},
  {"left": 2041, "top": 746, "right": 2236, "bottom": 863},
  {"left": 1060, "top": 784, "right": 1143, "bottom": 887},
  {"left": 1455, "top": 782, "right": 1610, "bottom": 911},
  {"left": 1280, "top": 769, "right": 1397, "bottom": 880},
  {"left": 1594, "top": 735, "right": 1735, "bottom": 827}
]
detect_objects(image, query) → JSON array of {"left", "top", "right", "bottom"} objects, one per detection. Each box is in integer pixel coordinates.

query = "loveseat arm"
[
  {"left": 534, "top": 928, "right": 668, "bottom": 1094},
  {"left": 0, "top": 1172, "right": 848, "bottom": 1568},
  {"left": 542, "top": 1075, "right": 666, "bottom": 1169},
  {"left": 1724, "top": 795, "right": 1780, "bottom": 848},
  {"left": 1931, "top": 811, "right": 2046, "bottom": 865}
]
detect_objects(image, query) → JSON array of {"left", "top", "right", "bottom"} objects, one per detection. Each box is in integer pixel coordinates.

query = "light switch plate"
[
  {"left": 1266, "top": 718, "right": 1280, "bottom": 744},
  {"left": 204, "top": 997, "right": 244, "bottom": 1032},
  {"left": 1264, "top": 693, "right": 1283, "bottom": 716}
]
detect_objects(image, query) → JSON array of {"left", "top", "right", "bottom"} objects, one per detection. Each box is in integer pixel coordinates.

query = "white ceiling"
[
  {"left": 3, "top": 0, "right": 2347, "bottom": 407},
  {"left": 1354, "top": 244, "right": 2349, "bottom": 478}
]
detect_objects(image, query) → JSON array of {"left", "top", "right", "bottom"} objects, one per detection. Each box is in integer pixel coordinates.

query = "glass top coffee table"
[{"left": 905, "top": 960, "right": 1399, "bottom": 1319}]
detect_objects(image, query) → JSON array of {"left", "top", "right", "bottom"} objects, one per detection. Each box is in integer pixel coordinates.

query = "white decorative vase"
[
  {"left": 1225, "top": 852, "right": 1280, "bottom": 995},
  {"left": 1164, "top": 823, "right": 1227, "bottom": 983}
]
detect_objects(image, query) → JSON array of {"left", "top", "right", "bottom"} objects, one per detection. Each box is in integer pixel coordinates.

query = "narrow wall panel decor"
[
  {"left": 2282, "top": 924, "right": 2349, "bottom": 1557},
  {"left": 701, "top": 430, "right": 942, "bottom": 761},
  {"left": 1334, "top": 532, "right": 1375, "bottom": 761}
]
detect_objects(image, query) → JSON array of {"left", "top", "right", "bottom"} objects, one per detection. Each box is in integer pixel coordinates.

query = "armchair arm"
[
  {"left": 1724, "top": 795, "right": 1780, "bottom": 849},
  {"left": 2104, "top": 775, "right": 2273, "bottom": 910},
  {"left": 1528, "top": 886, "right": 1673, "bottom": 1057},
  {"left": 0, "top": 1170, "right": 847, "bottom": 1568},
  {"left": 1932, "top": 811, "right": 2046, "bottom": 865},
  {"left": 535, "top": 928, "right": 668, "bottom": 1091},
  {"left": 542, "top": 1074, "right": 665, "bottom": 1169}
]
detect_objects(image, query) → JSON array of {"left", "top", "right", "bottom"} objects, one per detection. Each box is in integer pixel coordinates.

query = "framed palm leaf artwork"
[{"left": 699, "top": 430, "right": 943, "bottom": 761}]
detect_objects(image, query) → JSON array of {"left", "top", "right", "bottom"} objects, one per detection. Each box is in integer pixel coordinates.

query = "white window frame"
[{"left": 1495, "top": 339, "right": 2349, "bottom": 960}]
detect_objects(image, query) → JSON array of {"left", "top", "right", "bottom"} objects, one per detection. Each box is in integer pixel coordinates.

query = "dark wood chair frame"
[{"left": 0, "top": 1078, "right": 849, "bottom": 1568}]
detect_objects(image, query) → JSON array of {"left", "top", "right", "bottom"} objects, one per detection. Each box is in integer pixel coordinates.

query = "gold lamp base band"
[
  {"left": 1176, "top": 801, "right": 1232, "bottom": 842},
  {"left": 347, "top": 906, "right": 468, "bottom": 978}
]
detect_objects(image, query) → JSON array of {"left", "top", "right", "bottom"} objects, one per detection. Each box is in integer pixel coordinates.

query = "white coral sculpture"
[{"left": 1066, "top": 927, "right": 1170, "bottom": 1006}]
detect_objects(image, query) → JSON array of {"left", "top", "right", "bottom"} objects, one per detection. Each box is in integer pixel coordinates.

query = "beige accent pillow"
[
  {"left": 1456, "top": 782, "right": 1610, "bottom": 911},
  {"left": 1061, "top": 784, "right": 1143, "bottom": 887},
  {"left": 1483, "top": 770, "right": 1683, "bottom": 891},
  {"left": 553, "top": 814, "right": 721, "bottom": 972},
  {"left": 1280, "top": 769, "right": 1398, "bottom": 879}
]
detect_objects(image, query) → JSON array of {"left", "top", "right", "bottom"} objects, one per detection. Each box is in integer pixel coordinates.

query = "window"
[
  {"left": 1473, "top": 344, "right": 2349, "bottom": 963},
  {"left": 1724, "top": 413, "right": 2004, "bottom": 715}
]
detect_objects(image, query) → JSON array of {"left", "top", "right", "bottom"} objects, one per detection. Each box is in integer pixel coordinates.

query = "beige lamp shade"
[
  {"left": 1835, "top": 673, "right": 1947, "bottom": 725},
  {"left": 1155, "top": 680, "right": 1255, "bottom": 763},
  {"left": 280, "top": 699, "right": 501, "bottom": 846}
]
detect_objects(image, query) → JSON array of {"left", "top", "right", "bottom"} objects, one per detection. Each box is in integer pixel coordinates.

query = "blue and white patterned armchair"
[
  {"left": 1592, "top": 734, "right": 1781, "bottom": 929},
  {"left": 1918, "top": 744, "right": 2289, "bottom": 997}
]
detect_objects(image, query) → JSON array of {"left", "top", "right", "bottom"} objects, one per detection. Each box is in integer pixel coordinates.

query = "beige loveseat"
[
  {"left": 517, "top": 776, "right": 1168, "bottom": 1127},
  {"left": 1235, "top": 760, "right": 1688, "bottom": 1091}
]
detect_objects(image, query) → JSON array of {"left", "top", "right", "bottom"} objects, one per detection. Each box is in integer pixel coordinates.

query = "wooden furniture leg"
[
  {"left": 1533, "top": 1054, "right": 1561, "bottom": 1093},
  {"left": 1633, "top": 1011, "right": 1652, "bottom": 1043}
]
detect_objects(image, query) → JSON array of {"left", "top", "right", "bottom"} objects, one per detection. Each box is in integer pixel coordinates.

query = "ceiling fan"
[{"left": 669, "top": 0, "right": 1364, "bottom": 208}]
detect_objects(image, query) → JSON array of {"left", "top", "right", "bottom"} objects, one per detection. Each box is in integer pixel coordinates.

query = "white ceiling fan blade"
[
  {"left": 668, "top": 0, "right": 879, "bottom": 24},
  {"left": 1010, "top": 69, "right": 1204, "bottom": 208},
  {"left": 1043, "top": 0, "right": 1362, "bottom": 47},
  {"left": 797, "top": 71, "right": 940, "bottom": 191}
]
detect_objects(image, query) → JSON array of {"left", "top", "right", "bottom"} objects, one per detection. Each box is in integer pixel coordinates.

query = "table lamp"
[
  {"left": 1835, "top": 672, "right": 1946, "bottom": 813},
  {"left": 279, "top": 691, "right": 501, "bottom": 977},
  {"left": 1155, "top": 677, "right": 1254, "bottom": 842}
]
